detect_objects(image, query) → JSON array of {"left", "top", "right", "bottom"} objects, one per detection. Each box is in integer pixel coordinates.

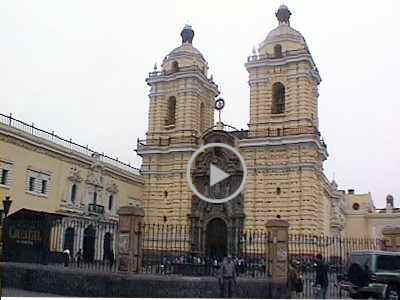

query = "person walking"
[
  {"left": 219, "top": 255, "right": 237, "bottom": 298},
  {"left": 109, "top": 249, "right": 115, "bottom": 270},
  {"left": 63, "top": 248, "right": 70, "bottom": 267},
  {"left": 75, "top": 249, "right": 83, "bottom": 268},
  {"left": 314, "top": 253, "right": 329, "bottom": 299},
  {"left": 288, "top": 259, "right": 303, "bottom": 299}
]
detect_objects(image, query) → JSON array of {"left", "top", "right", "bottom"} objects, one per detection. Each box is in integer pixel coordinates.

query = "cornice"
[
  {"left": 245, "top": 55, "right": 321, "bottom": 84},
  {"left": 0, "top": 126, "right": 144, "bottom": 186},
  {"left": 239, "top": 135, "right": 328, "bottom": 156},
  {"left": 137, "top": 146, "right": 197, "bottom": 155},
  {"left": 146, "top": 72, "right": 219, "bottom": 96}
]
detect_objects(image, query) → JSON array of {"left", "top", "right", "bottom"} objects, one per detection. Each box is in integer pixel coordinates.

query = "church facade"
[
  {"left": 136, "top": 5, "right": 346, "bottom": 238},
  {"left": 2, "top": 6, "right": 398, "bottom": 260}
]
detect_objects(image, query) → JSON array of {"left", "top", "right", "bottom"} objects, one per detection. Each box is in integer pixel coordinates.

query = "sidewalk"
[{"left": 2, "top": 287, "right": 63, "bottom": 297}]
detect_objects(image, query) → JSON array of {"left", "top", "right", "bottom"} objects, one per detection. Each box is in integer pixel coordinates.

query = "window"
[
  {"left": 29, "top": 177, "right": 35, "bottom": 191},
  {"left": 171, "top": 61, "right": 179, "bottom": 73},
  {"left": 274, "top": 44, "right": 282, "bottom": 58},
  {"left": 1, "top": 169, "right": 9, "bottom": 185},
  {"left": 71, "top": 184, "right": 77, "bottom": 203},
  {"left": 93, "top": 191, "right": 97, "bottom": 204},
  {"left": 271, "top": 82, "right": 285, "bottom": 114},
  {"left": 376, "top": 255, "right": 400, "bottom": 271},
  {"left": 108, "top": 195, "right": 113, "bottom": 211},
  {"left": 41, "top": 180, "right": 47, "bottom": 194},
  {"left": 352, "top": 203, "right": 360, "bottom": 211},
  {"left": 199, "top": 102, "right": 206, "bottom": 134},
  {"left": 276, "top": 187, "right": 281, "bottom": 195},
  {"left": 26, "top": 169, "right": 50, "bottom": 196},
  {"left": 165, "top": 96, "right": 176, "bottom": 126}
]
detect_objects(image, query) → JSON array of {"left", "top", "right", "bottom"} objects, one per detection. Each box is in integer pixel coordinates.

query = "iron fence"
[
  {"left": 288, "top": 234, "right": 383, "bottom": 299},
  {"left": 3, "top": 215, "right": 119, "bottom": 273},
  {"left": 0, "top": 112, "right": 140, "bottom": 175},
  {"left": 140, "top": 223, "right": 272, "bottom": 278}
]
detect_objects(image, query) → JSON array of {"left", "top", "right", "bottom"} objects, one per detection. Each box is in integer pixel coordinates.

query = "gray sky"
[{"left": 1, "top": 1, "right": 399, "bottom": 209}]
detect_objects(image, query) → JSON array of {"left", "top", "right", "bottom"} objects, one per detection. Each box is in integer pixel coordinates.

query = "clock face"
[{"left": 215, "top": 98, "right": 225, "bottom": 110}]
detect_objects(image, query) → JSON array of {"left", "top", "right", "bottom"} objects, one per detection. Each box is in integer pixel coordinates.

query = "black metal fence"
[
  {"left": 140, "top": 224, "right": 272, "bottom": 278},
  {"left": 0, "top": 112, "right": 140, "bottom": 174},
  {"left": 3, "top": 212, "right": 387, "bottom": 299},
  {"left": 3, "top": 214, "right": 119, "bottom": 273},
  {"left": 288, "top": 235, "right": 383, "bottom": 299}
]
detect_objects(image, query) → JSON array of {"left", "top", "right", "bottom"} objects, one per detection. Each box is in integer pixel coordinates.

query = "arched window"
[
  {"left": 108, "top": 195, "right": 113, "bottom": 211},
  {"left": 199, "top": 102, "right": 206, "bottom": 134},
  {"left": 274, "top": 44, "right": 282, "bottom": 58},
  {"left": 171, "top": 61, "right": 179, "bottom": 73},
  {"left": 272, "top": 82, "right": 285, "bottom": 114},
  {"left": 165, "top": 96, "right": 176, "bottom": 126},
  {"left": 71, "top": 184, "right": 77, "bottom": 203}
]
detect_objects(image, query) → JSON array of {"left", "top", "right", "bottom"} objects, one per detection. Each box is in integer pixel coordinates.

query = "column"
[
  {"left": 117, "top": 206, "right": 145, "bottom": 273},
  {"left": 266, "top": 218, "right": 290, "bottom": 299}
]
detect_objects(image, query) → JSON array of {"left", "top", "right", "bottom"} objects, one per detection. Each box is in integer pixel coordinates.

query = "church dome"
[
  {"left": 161, "top": 25, "right": 208, "bottom": 74},
  {"left": 258, "top": 5, "right": 308, "bottom": 56}
]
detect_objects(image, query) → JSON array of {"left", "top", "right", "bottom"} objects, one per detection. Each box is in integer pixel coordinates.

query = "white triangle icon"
[{"left": 210, "top": 163, "right": 230, "bottom": 187}]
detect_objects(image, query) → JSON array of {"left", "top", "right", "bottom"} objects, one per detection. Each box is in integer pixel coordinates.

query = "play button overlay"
[
  {"left": 186, "top": 143, "right": 247, "bottom": 204},
  {"left": 210, "top": 163, "right": 230, "bottom": 187}
]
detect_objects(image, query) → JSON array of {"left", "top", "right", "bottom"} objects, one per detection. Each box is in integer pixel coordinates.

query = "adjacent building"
[{"left": 0, "top": 113, "right": 143, "bottom": 260}]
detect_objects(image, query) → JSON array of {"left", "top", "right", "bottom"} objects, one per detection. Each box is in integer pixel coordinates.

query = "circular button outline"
[{"left": 186, "top": 142, "right": 247, "bottom": 204}]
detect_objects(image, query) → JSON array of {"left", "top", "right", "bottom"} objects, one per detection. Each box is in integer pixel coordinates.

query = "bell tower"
[
  {"left": 145, "top": 25, "right": 218, "bottom": 141},
  {"left": 241, "top": 6, "right": 333, "bottom": 235},
  {"left": 137, "top": 25, "right": 219, "bottom": 224},
  {"left": 246, "top": 5, "right": 321, "bottom": 136}
]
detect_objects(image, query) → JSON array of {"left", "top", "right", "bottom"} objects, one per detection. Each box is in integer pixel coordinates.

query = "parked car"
[{"left": 337, "top": 250, "right": 400, "bottom": 299}]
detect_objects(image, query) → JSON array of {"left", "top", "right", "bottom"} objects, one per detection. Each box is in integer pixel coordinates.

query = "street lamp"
[
  {"left": 3, "top": 196, "right": 12, "bottom": 217},
  {"left": 1, "top": 196, "right": 12, "bottom": 261}
]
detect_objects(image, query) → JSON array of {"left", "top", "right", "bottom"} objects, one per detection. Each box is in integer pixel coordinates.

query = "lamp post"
[
  {"left": 3, "top": 196, "right": 12, "bottom": 218},
  {"left": 1, "top": 196, "right": 12, "bottom": 261}
]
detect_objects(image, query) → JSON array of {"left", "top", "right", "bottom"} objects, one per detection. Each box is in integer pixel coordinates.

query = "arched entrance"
[
  {"left": 63, "top": 227, "right": 75, "bottom": 255},
  {"left": 103, "top": 232, "right": 112, "bottom": 260},
  {"left": 83, "top": 225, "right": 96, "bottom": 262},
  {"left": 205, "top": 218, "right": 227, "bottom": 259}
]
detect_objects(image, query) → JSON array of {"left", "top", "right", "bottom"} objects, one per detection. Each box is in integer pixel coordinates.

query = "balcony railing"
[
  {"left": 247, "top": 48, "right": 314, "bottom": 61},
  {"left": 0, "top": 113, "right": 140, "bottom": 175},
  {"left": 137, "top": 132, "right": 199, "bottom": 151},
  {"left": 137, "top": 126, "right": 327, "bottom": 151},
  {"left": 88, "top": 204, "right": 104, "bottom": 214}
]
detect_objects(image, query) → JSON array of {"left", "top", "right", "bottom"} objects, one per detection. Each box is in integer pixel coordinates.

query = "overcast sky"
[{"left": 1, "top": 1, "right": 399, "bottom": 209}]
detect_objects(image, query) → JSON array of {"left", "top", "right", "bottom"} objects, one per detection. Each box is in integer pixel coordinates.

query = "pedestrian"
[
  {"left": 63, "top": 248, "right": 70, "bottom": 267},
  {"left": 75, "top": 249, "right": 82, "bottom": 268},
  {"left": 288, "top": 259, "right": 303, "bottom": 299},
  {"left": 219, "top": 255, "right": 237, "bottom": 298},
  {"left": 314, "top": 253, "right": 329, "bottom": 299},
  {"left": 109, "top": 249, "right": 115, "bottom": 269}
]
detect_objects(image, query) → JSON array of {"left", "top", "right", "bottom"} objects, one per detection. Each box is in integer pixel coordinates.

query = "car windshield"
[
  {"left": 350, "top": 254, "right": 372, "bottom": 269},
  {"left": 376, "top": 255, "right": 400, "bottom": 272}
]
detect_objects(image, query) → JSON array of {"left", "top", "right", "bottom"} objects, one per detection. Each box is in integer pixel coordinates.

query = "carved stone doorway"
[{"left": 205, "top": 218, "right": 227, "bottom": 259}]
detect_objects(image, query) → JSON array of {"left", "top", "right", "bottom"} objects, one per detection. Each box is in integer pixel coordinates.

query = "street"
[{"left": 2, "top": 287, "right": 63, "bottom": 297}]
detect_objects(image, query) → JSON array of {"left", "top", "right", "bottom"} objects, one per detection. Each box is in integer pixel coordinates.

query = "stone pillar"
[
  {"left": 266, "top": 219, "right": 290, "bottom": 299},
  {"left": 118, "top": 206, "right": 145, "bottom": 273},
  {"left": 382, "top": 226, "right": 400, "bottom": 252}
]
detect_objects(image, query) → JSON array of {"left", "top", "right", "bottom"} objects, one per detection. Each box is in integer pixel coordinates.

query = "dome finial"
[
  {"left": 276, "top": 4, "right": 291, "bottom": 25},
  {"left": 181, "top": 23, "right": 194, "bottom": 44}
]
